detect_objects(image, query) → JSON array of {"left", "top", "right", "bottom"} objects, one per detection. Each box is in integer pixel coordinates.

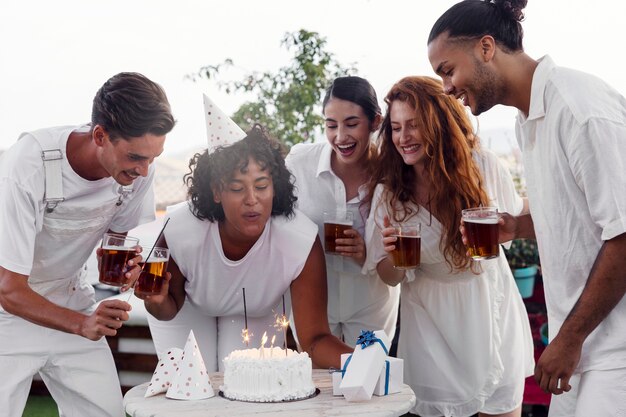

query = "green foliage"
[
  {"left": 504, "top": 238, "right": 540, "bottom": 269},
  {"left": 188, "top": 29, "right": 356, "bottom": 148}
]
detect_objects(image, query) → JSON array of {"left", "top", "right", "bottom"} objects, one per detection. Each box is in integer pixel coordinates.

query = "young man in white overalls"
[{"left": 0, "top": 72, "right": 175, "bottom": 417}]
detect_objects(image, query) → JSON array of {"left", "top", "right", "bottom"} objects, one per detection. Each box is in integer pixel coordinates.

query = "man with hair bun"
[
  {"left": 428, "top": 1, "right": 626, "bottom": 416},
  {"left": 0, "top": 72, "right": 175, "bottom": 417}
]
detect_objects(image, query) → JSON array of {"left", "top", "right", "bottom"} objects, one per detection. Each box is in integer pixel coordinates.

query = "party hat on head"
[
  {"left": 166, "top": 330, "right": 215, "bottom": 400},
  {"left": 144, "top": 347, "right": 183, "bottom": 398},
  {"left": 203, "top": 94, "right": 246, "bottom": 150}
]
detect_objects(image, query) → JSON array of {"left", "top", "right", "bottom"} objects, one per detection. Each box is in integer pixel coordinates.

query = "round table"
[{"left": 124, "top": 369, "right": 416, "bottom": 417}]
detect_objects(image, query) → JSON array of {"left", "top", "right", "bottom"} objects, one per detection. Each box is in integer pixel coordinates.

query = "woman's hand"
[
  {"left": 133, "top": 272, "right": 172, "bottom": 303},
  {"left": 335, "top": 229, "right": 367, "bottom": 266},
  {"left": 381, "top": 216, "right": 398, "bottom": 256}
]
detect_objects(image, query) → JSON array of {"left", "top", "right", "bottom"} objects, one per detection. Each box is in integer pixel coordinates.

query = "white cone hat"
[
  {"left": 203, "top": 94, "right": 246, "bottom": 150},
  {"left": 166, "top": 330, "right": 215, "bottom": 400},
  {"left": 144, "top": 347, "right": 183, "bottom": 397}
]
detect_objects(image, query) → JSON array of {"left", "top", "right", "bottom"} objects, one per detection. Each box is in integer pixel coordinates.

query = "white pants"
[
  {"left": 0, "top": 313, "right": 123, "bottom": 417},
  {"left": 147, "top": 301, "right": 284, "bottom": 372},
  {"left": 548, "top": 367, "right": 626, "bottom": 417}
]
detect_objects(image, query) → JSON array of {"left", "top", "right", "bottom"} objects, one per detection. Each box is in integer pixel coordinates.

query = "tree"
[{"left": 188, "top": 29, "right": 356, "bottom": 147}]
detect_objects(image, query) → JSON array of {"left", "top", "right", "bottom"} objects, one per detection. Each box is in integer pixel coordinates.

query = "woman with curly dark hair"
[
  {"left": 142, "top": 125, "right": 352, "bottom": 371},
  {"left": 363, "top": 76, "right": 533, "bottom": 417}
]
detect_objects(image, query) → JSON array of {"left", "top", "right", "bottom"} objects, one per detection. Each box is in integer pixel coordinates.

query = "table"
[{"left": 124, "top": 369, "right": 416, "bottom": 417}]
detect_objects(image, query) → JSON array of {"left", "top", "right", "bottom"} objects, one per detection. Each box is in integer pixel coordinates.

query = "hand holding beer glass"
[
  {"left": 461, "top": 207, "right": 500, "bottom": 260},
  {"left": 134, "top": 246, "right": 169, "bottom": 297},
  {"left": 387, "top": 222, "right": 421, "bottom": 269},
  {"left": 323, "top": 210, "right": 354, "bottom": 254},
  {"left": 99, "top": 233, "right": 141, "bottom": 286}
]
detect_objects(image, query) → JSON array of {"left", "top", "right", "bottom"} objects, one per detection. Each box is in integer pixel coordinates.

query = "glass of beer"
[
  {"left": 99, "top": 233, "right": 140, "bottom": 286},
  {"left": 390, "top": 223, "right": 421, "bottom": 269},
  {"left": 323, "top": 210, "right": 354, "bottom": 254},
  {"left": 134, "top": 246, "right": 169, "bottom": 296},
  {"left": 462, "top": 207, "right": 500, "bottom": 260}
]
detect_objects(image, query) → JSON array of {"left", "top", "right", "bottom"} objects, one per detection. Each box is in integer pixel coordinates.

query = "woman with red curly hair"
[{"left": 364, "top": 76, "right": 533, "bottom": 417}]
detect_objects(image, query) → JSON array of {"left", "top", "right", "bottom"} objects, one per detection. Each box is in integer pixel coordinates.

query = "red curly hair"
[{"left": 366, "top": 76, "right": 490, "bottom": 272}]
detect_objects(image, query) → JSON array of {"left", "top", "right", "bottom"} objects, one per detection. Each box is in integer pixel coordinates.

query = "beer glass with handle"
[{"left": 462, "top": 207, "right": 500, "bottom": 260}]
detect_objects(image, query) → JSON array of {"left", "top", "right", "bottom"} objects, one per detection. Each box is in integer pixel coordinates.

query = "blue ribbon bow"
[{"left": 356, "top": 330, "right": 389, "bottom": 354}]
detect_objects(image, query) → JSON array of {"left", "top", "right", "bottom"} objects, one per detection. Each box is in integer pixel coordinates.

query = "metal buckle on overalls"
[
  {"left": 45, "top": 198, "right": 65, "bottom": 213},
  {"left": 41, "top": 149, "right": 63, "bottom": 161},
  {"left": 116, "top": 185, "right": 133, "bottom": 206}
]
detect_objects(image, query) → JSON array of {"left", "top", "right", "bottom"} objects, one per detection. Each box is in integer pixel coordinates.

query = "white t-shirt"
[
  {"left": 516, "top": 55, "right": 626, "bottom": 372},
  {"left": 148, "top": 202, "right": 318, "bottom": 370},
  {"left": 163, "top": 202, "right": 318, "bottom": 317},
  {"left": 0, "top": 125, "right": 155, "bottom": 281},
  {"left": 285, "top": 142, "right": 400, "bottom": 344}
]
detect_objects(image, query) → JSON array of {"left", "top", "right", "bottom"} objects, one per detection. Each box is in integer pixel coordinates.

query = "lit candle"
[
  {"left": 260, "top": 331, "right": 268, "bottom": 358},
  {"left": 270, "top": 335, "right": 276, "bottom": 357}
]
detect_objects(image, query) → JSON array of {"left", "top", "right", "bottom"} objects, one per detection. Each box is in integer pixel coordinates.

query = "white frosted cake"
[{"left": 220, "top": 347, "right": 316, "bottom": 402}]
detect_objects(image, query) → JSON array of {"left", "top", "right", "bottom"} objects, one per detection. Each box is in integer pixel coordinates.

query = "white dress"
[
  {"left": 147, "top": 202, "right": 318, "bottom": 371},
  {"left": 365, "top": 149, "right": 534, "bottom": 417}
]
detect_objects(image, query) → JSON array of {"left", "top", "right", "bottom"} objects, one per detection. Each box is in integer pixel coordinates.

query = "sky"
[{"left": 2, "top": 0, "right": 625, "bottom": 158}]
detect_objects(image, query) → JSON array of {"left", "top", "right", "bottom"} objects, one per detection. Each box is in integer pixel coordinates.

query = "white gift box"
[
  {"left": 332, "top": 353, "right": 352, "bottom": 396},
  {"left": 339, "top": 330, "right": 391, "bottom": 402},
  {"left": 373, "top": 357, "right": 403, "bottom": 396},
  {"left": 333, "top": 353, "right": 403, "bottom": 397}
]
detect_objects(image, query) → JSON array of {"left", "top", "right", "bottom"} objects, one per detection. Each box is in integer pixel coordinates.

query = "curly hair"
[
  {"left": 428, "top": 0, "right": 527, "bottom": 53},
  {"left": 184, "top": 124, "right": 297, "bottom": 222},
  {"left": 366, "top": 76, "right": 490, "bottom": 272}
]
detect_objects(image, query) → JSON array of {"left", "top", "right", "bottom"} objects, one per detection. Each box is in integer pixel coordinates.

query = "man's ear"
[
  {"left": 92, "top": 125, "right": 107, "bottom": 146},
  {"left": 478, "top": 35, "right": 496, "bottom": 62}
]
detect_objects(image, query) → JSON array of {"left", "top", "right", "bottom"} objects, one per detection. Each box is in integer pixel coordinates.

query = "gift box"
[
  {"left": 332, "top": 353, "right": 352, "bottom": 396},
  {"left": 373, "top": 357, "right": 403, "bottom": 396},
  {"left": 339, "top": 330, "right": 391, "bottom": 401},
  {"left": 333, "top": 353, "right": 403, "bottom": 397}
]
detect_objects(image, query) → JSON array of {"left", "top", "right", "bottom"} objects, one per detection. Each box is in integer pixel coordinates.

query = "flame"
[
  {"left": 260, "top": 331, "right": 268, "bottom": 348},
  {"left": 270, "top": 334, "right": 276, "bottom": 348}
]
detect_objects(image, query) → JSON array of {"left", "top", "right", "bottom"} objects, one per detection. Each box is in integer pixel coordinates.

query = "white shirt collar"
[
  {"left": 518, "top": 55, "right": 556, "bottom": 123},
  {"left": 315, "top": 142, "right": 334, "bottom": 177}
]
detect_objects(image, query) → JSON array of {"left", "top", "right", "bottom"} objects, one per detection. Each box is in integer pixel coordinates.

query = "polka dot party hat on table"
[
  {"left": 165, "top": 330, "right": 215, "bottom": 400},
  {"left": 203, "top": 94, "right": 246, "bottom": 151},
  {"left": 144, "top": 347, "right": 183, "bottom": 398}
]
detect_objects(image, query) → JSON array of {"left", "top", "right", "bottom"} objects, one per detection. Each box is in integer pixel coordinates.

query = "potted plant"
[{"left": 504, "top": 238, "right": 540, "bottom": 298}]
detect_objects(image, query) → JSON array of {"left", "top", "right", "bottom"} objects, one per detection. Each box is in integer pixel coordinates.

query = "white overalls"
[{"left": 0, "top": 126, "right": 138, "bottom": 417}]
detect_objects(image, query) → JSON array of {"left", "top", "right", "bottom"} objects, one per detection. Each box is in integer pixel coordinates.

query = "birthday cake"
[{"left": 220, "top": 347, "right": 316, "bottom": 402}]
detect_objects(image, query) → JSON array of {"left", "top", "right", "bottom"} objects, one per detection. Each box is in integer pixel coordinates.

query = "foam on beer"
[
  {"left": 463, "top": 218, "right": 498, "bottom": 224},
  {"left": 102, "top": 245, "right": 137, "bottom": 251}
]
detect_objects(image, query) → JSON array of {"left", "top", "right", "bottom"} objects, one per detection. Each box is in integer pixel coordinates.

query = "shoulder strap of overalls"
[{"left": 19, "top": 129, "right": 64, "bottom": 213}]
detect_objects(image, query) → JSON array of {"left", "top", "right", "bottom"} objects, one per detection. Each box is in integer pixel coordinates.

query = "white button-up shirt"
[
  {"left": 516, "top": 55, "right": 626, "bottom": 372},
  {"left": 285, "top": 142, "right": 399, "bottom": 344}
]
